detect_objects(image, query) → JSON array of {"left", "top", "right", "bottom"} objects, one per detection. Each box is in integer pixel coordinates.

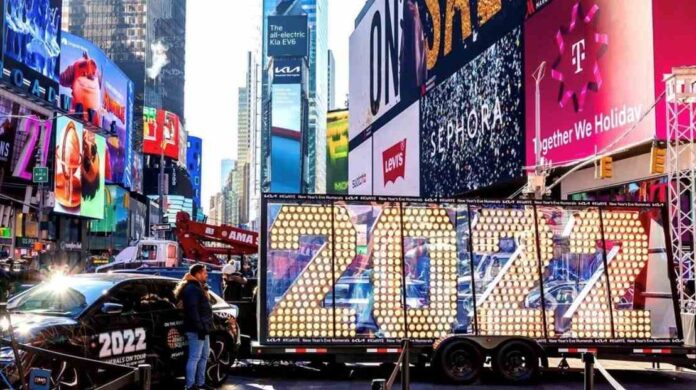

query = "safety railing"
[
  {"left": 0, "top": 338, "right": 151, "bottom": 390},
  {"left": 583, "top": 352, "right": 626, "bottom": 390},
  {"left": 371, "top": 339, "right": 411, "bottom": 390}
]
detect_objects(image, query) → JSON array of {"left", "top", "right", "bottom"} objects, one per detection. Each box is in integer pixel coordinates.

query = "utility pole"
[
  {"left": 526, "top": 61, "right": 549, "bottom": 199},
  {"left": 159, "top": 126, "right": 171, "bottom": 240}
]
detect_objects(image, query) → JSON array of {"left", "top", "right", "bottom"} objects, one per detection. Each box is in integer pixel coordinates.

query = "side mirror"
[{"left": 101, "top": 302, "right": 124, "bottom": 315}]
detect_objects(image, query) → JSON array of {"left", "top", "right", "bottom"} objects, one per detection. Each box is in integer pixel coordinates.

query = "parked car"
[{"left": 1, "top": 273, "right": 240, "bottom": 388}]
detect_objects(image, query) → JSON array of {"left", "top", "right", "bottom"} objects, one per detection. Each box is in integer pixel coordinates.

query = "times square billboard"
[
  {"left": 59, "top": 32, "right": 135, "bottom": 188},
  {"left": 349, "top": 0, "right": 696, "bottom": 197},
  {"left": 524, "top": 0, "right": 696, "bottom": 168},
  {"left": 348, "top": 0, "right": 526, "bottom": 197},
  {"left": 1, "top": 0, "right": 62, "bottom": 102},
  {"left": 143, "top": 107, "right": 181, "bottom": 160}
]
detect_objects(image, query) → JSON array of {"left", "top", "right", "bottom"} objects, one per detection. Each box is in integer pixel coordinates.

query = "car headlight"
[
  {"left": 226, "top": 304, "right": 239, "bottom": 319},
  {"left": 215, "top": 304, "right": 239, "bottom": 319}
]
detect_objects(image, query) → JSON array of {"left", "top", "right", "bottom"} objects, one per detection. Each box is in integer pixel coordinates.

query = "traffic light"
[
  {"left": 650, "top": 145, "right": 667, "bottom": 174},
  {"left": 596, "top": 156, "right": 613, "bottom": 179}
]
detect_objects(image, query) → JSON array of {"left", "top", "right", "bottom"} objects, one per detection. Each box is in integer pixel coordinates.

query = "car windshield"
[{"left": 8, "top": 277, "right": 113, "bottom": 317}]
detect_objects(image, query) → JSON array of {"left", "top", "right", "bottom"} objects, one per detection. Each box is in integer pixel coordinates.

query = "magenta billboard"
[{"left": 525, "top": 0, "right": 657, "bottom": 168}]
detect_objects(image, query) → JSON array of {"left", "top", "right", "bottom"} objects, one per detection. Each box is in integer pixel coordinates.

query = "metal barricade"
[
  {"left": 583, "top": 352, "right": 626, "bottom": 390},
  {"left": 0, "top": 338, "right": 151, "bottom": 390},
  {"left": 371, "top": 340, "right": 411, "bottom": 390}
]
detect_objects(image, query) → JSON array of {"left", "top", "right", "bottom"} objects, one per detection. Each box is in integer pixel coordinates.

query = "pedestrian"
[
  {"left": 222, "top": 261, "right": 246, "bottom": 301},
  {"left": 174, "top": 263, "right": 214, "bottom": 390},
  {"left": 241, "top": 259, "right": 254, "bottom": 278}
]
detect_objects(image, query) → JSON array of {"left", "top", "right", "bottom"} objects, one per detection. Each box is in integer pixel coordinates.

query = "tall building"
[
  {"left": 223, "top": 174, "right": 240, "bottom": 226},
  {"left": 233, "top": 52, "right": 257, "bottom": 226},
  {"left": 262, "top": 0, "right": 328, "bottom": 194},
  {"left": 208, "top": 193, "right": 225, "bottom": 226},
  {"left": 328, "top": 49, "right": 336, "bottom": 110},
  {"left": 63, "top": 0, "right": 187, "bottom": 151},
  {"left": 221, "top": 159, "right": 236, "bottom": 191}
]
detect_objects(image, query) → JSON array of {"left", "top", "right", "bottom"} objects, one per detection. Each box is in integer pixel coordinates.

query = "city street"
[
  {"left": 1, "top": 0, "right": 696, "bottom": 389},
  {"left": 215, "top": 362, "right": 696, "bottom": 389}
]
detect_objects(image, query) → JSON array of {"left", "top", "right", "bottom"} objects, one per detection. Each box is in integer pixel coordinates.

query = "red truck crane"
[{"left": 175, "top": 211, "right": 259, "bottom": 265}]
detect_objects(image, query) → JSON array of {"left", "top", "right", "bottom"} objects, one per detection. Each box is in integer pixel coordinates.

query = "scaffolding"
[{"left": 666, "top": 67, "right": 696, "bottom": 321}]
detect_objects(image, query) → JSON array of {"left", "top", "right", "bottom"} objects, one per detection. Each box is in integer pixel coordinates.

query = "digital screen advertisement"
[
  {"left": 129, "top": 198, "right": 148, "bottom": 242},
  {"left": 270, "top": 83, "right": 303, "bottom": 193},
  {"left": 266, "top": 15, "right": 308, "bottom": 57},
  {"left": 326, "top": 109, "right": 349, "bottom": 194},
  {"left": 0, "top": 95, "right": 52, "bottom": 191},
  {"left": 131, "top": 152, "right": 144, "bottom": 195},
  {"left": 273, "top": 57, "right": 303, "bottom": 84},
  {"left": 524, "top": 0, "right": 657, "bottom": 168},
  {"left": 149, "top": 195, "right": 193, "bottom": 227},
  {"left": 54, "top": 117, "right": 106, "bottom": 219},
  {"left": 348, "top": 138, "right": 372, "bottom": 195},
  {"left": 651, "top": 0, "right": 696, "bottom": 140},
  {"left": 143, "top": 106, "right": 180, "bottom": 160},
  {"left": 186, "top": 136, "right": 203, "bottom": 208},
  {"left": 420, "top": 27, "right": 524, "bottom": 197},
  {"left": 348, "top": 0, "right": 524, "bottom": 143},
  {"left": 59, "top": 32, "right": 134, "bottom": 187},
  {"left": 2, "top": 0, "right": 62, "bottom": 94},
  {"left": 90, "top": 185, "right": 129, "bottom": 233},
  {"left": 373, "top": 103, "right": 420, "bottom": 196},
  {"left": 348, "top": 0, "right": 403, "bottom": 141},
  {"left": 261, "top": 194, "right": 679, "bottom": 345}
]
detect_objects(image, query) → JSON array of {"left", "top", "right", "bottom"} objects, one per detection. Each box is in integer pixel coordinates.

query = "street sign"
[
  {"left": 151, "top": 224, "right": 171, "bottom": 232},
  {"left": 32, "top": 166, "right": 49, "bottom": 183}
]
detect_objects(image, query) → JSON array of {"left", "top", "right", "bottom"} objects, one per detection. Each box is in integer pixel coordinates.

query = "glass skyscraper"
[
  {"left": 262, "top": 0, "right": 328, "bottom": 194},
  {"left": 64, "top": 0, "right": 187, "bottom": 151}
]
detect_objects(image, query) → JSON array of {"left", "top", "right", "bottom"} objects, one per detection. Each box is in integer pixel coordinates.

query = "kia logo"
[{"left": 275, "top": 66, "right": 300, "bottom": 74}]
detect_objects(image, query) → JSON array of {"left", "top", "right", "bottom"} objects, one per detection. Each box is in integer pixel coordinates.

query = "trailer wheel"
[
  {"left": 492, "top": 341, "right": 539, "bottom": 384},
  {"left": 436, "top": 341, "right": 483, "bottom": 384}
]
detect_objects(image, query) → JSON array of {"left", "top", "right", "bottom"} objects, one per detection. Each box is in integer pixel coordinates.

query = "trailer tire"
[
  {"left": 436, "top": 341, "right": 483, "bottom": 384},
  {"left": 492, "top": 341, "right": 539, "bottom": 384}
]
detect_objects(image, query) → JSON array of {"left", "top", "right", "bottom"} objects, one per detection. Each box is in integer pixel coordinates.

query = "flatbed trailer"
[
  {"left": 244, "top": 194, "right": 695, "bottom": 384},
  {"left": 249, "top": 337, "right": 696, "bottom": 384}
]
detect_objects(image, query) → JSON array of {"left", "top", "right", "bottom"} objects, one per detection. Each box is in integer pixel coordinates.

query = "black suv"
[{"left": 2, "top": 273, "right": 239, "bottom": 387}]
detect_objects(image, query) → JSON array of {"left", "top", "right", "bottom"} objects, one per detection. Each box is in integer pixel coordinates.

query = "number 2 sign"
[{"left": 261, "top": 196, "right": 677, "bottom": 344}]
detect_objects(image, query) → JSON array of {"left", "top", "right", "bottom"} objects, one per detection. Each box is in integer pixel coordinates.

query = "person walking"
[{"left": 174, "top": 264, "right": 214, "bottom": 390}]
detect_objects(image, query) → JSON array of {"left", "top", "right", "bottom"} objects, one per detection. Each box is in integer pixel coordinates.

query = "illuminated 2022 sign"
[{"left": 262, "top": 197, "right": 677, "bottom": 344}]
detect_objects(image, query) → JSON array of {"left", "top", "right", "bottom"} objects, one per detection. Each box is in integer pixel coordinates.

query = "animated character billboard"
[
  {"left": 54, "top": 116, "right": 106, "bottom": 219},
  {"left": 143, "top": 107, "right": 180, "bottom": 160},
  {"left": 59, "top": 32, "right": 134, "bottom": 187}
]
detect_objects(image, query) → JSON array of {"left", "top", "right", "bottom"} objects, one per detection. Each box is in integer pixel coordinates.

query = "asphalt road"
[{"left": 217, "top": 362, "right": 696, "bottom": 389}]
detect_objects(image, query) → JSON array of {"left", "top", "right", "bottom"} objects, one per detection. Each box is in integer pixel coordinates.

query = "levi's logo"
[{"left": 382, "top": 139, "right": 406, "bottom": 185}]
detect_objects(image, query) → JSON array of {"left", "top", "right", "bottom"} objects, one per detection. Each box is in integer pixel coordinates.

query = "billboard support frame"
[
  {"left": 464, "top": 203, "right": 479, "bottom": 335},
  {"left": 666, "top": 67, "right": 696, "bottom": 317},
  {"left": 531, "top": 201, "right": 550, "bottom": 342}
]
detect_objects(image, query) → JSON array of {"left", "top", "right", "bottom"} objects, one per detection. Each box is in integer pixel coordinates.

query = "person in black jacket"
[
  {"left": 174, "top": 263, "right": 214, "bottom": 390},
  {"left": 222, "top": 261, "right": 246, "bottom": 302}
]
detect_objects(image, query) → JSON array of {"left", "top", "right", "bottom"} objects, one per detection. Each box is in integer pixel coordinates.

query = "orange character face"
[{"left": 62, "top": 55, "right": 102, "bottom": 125}]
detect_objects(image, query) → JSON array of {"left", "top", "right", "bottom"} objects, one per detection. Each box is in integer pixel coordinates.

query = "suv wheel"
[{"left": 206, "top": 334, "right": 234, "bottom": 386}]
